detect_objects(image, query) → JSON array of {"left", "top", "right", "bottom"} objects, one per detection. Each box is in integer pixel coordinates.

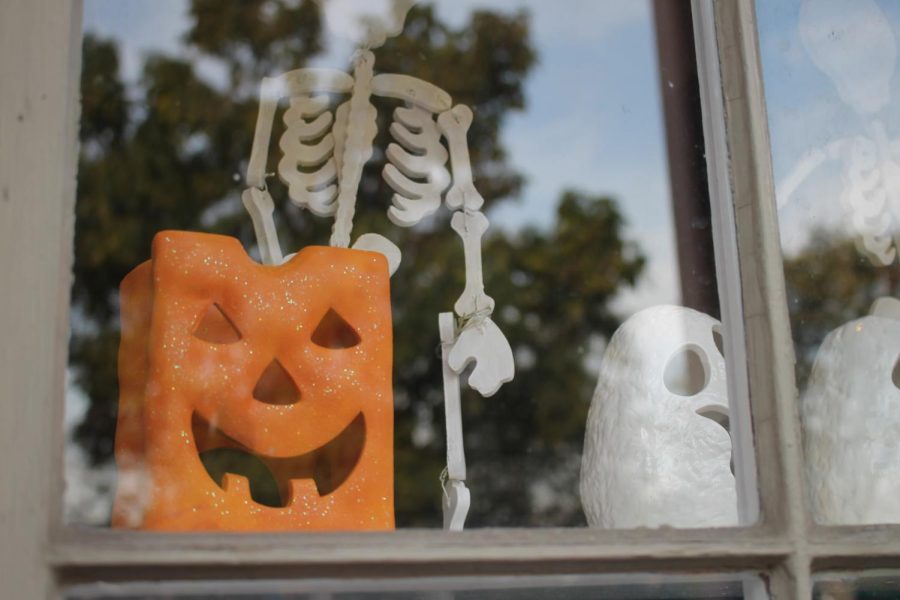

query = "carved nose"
[{"left": 253, "top": 359, "right": 301, "bottom": 405}]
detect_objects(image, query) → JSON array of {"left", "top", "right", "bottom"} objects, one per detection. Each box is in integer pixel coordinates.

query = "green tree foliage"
[{"left": 72, "top": 1, "right": 645, "bottom": 527}]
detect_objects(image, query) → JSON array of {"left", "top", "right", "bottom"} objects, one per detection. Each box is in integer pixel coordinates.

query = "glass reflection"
[
  {"left": 758, "top": 0, "right": 900, "bottom": 525},
  {"left": 68, "top": 0, "right": 734, "bottom": 530},
  {"left": 814, "top": 571, "right": 900, "bottom": 599}
]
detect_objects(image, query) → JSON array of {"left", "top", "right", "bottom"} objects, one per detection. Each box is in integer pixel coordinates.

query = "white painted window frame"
[{"left": 2, "top": 0, "right": 899, "bottom": 598}]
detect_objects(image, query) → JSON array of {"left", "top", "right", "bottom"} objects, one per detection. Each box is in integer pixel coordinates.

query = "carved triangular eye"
[
  {"left": 194, "top": 304, "right": 242, "bottom": 344},
  {"left": 311, "top": 309, "right": 360, "bottom": 349}
]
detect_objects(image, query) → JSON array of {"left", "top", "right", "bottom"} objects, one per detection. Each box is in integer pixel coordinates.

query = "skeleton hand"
[{"left": 448, "top": 316, "right": 514, "bottom": 397}]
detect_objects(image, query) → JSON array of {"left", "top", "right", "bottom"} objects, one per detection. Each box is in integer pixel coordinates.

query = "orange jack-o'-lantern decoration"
[{"left": 111, "top": 231, "right": 394, "bottom": 531}]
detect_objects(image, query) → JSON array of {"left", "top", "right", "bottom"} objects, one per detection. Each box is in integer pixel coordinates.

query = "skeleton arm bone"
[
  {"left": 438, "top": 105, "right": 484, "bottom": 211},
  {"left": 243, "top": 68, "right": 353, "bottom": 260},
  {"left": 447, "top": 210, "right": 514, "bottom": 398},
  {"left": 437, "top": 101, "right": 514, "bottom": 397},
  {"left": 241, "top": 187, "right": 284, "bottom": 265},
  {"left": 439, "top": 312, "right": 470, "bottom": 532},
  {"left": 776, "top": 139, "right": 846, "bottom": 210}
]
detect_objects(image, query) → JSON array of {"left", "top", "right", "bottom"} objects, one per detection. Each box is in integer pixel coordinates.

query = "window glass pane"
[
  {"left": 65, "top": 574, "right": 758, "bottom": 599},
  {"left": 757, "top": 0, "right": 900, "bottom": 525},
  {"left": 814, "top": 571, "right": 900, "bottom": 599},
  {"left": 68, "top": 0, "right": 749, "bottom": 531}
]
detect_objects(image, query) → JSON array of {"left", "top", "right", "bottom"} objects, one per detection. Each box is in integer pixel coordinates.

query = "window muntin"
[{"left": 10, "top": 0, "right": 895, "bottom": 597}]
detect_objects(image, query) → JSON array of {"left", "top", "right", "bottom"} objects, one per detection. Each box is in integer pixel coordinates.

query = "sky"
[
  {"left": 81, "top": 0, "right": 678, "bottom": 314},
  {"left": 757, "top": 0, "right": 900, "bottom": 258},
  {"left": 79, "top": 0, "right": 900, "bottom": 268}
]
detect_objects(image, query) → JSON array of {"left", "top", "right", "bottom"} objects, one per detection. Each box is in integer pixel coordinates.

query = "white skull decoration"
[
  {"left": 580, "top": 305, "right": 738, "bottom": 528},
  {"left": 802, "top": 297, "right": 900, "bottom": 525}
]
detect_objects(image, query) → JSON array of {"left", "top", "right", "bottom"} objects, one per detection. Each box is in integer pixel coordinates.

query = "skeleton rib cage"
[
  {"left": 241, "top": 51, "right": 515, "bottom": 530},
  {"left": 244, "top": 60, "right": 467, "bottom": 241}
]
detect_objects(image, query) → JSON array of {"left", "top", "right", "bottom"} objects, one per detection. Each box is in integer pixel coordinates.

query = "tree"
[
  {"left": 71, "top": 0, "right": 645, "bottom": 527},
  {"left": 783, "top": 229, "right": 900, "bottom": 388}
]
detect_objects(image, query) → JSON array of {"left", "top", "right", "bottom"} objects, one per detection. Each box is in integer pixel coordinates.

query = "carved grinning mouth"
[{"left": 192, "top": 412, "right": 365, "bottom": 508}]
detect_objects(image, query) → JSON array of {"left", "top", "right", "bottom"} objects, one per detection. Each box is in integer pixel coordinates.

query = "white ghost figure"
[
  {"left": 802, "top": 297, "right": 900, "bottom": 525},
  {"left": 799, "top": 0, "right": 896, "bottom": 115},
  {"left": 580, "top": 305, "right": 738, "bottom": 529}
]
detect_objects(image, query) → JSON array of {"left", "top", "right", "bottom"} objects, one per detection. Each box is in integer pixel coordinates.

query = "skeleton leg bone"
[
  {"left": 450, "top": 211, "right": 495, "bottom": 318},
  {"left": 439, "top": 312, "right": 470, "bottom": 531}
]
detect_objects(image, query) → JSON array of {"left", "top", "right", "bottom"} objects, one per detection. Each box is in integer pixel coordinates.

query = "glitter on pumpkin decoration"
[{"left": 111, "top": 231, "right": 394, "bottom": 531}]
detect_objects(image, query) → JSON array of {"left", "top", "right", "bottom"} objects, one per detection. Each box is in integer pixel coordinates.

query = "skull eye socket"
[
  {"left": 311, "top": 308, "right": 361, "bottom": 349},
  {"left": 194, "top": 303, "right": 242, "bottom": 344}
]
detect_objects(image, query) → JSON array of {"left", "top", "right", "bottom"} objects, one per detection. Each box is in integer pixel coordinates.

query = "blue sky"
[
  {"left": 757, "top": 0, "right": 900, "bottom": 256},
  {"left": 82, "top": 0, "right": 900, "bottom": 272},
  {"left": 82, "top": 0, "right": 678, "bottom": 313}
]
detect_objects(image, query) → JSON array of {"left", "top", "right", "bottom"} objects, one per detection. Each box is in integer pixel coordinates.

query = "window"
[
  {"left": 759, "top": 0, "right": 900, "bottom": 530},
  {"left": 2, "top": 1, "right": 899, "bottom": 598},
  {"left": 67, "top": 0, "right": 746, "bottom": 534}
]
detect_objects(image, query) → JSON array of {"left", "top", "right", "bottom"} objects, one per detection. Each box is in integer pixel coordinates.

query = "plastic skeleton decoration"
[
  {"left": 580, "top": 306, "right": 738, "bottom": 528},
  {"left": 241, "top": 1, "right": 514, "bottom": 530},
  {"left": 778, "top": 0, "right": 900, "bottom": 266},
  {"left": 802, "top": 297, "right": 900, "bottom": 525}
]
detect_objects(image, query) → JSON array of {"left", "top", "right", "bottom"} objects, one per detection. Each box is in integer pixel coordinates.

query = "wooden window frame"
[{"left": 2, "top": 0, "right": 899, "bottom": 598}]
